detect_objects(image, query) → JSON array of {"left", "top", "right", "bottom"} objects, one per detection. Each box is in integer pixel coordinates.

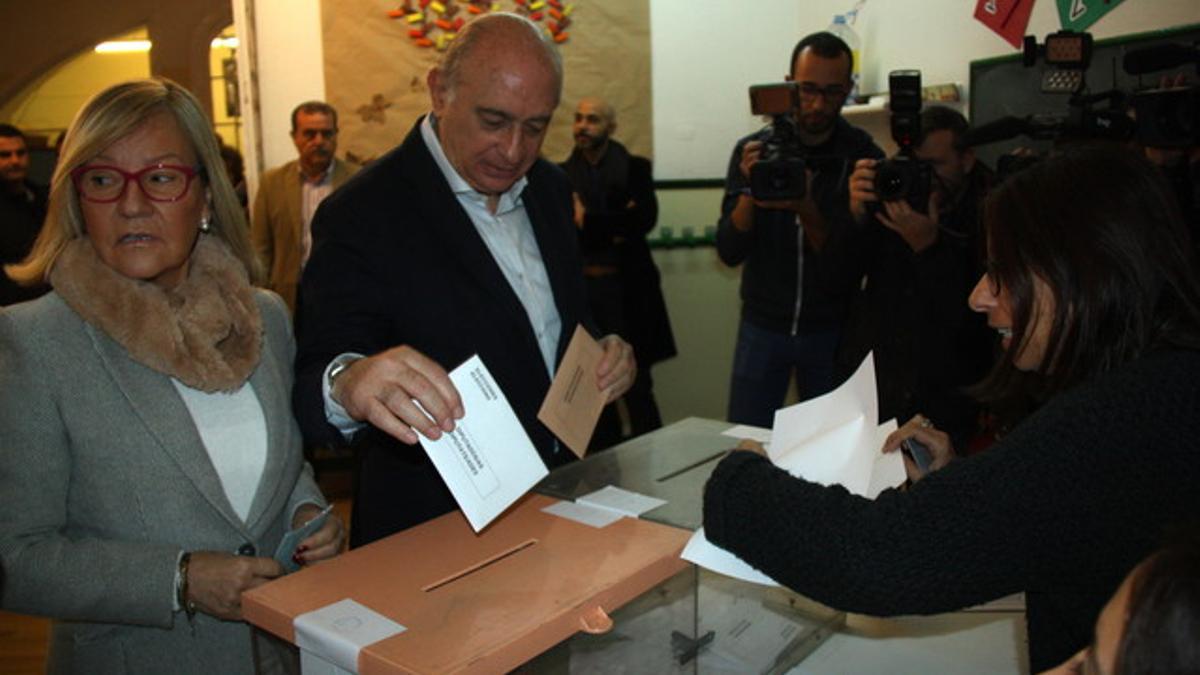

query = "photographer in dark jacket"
[
  {"left": 840, "top": 106, "right": 995, "bottom": 448},
  {"left": 717, "top": 32, "right": 883, "bottom": 427}
]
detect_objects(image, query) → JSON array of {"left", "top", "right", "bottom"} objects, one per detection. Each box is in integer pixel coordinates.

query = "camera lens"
[{"left": 874, "top": 161, "right": 910, "bottom": 201}]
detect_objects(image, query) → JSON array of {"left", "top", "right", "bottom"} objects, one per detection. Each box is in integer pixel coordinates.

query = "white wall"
[
  {"left": 237, "top": 0, "right": 325, "bottom": 188},
  {"left": 245, "top": 1, "right": 1199, "bottom": 181},
  {"left": 650, "top": 0, "right": 1200, "bottom": 179}
]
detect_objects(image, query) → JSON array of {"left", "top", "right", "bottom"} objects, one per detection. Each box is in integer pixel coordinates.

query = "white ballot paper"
[
  {"left": 720, "top": 423, "right": 772, "bottom": 445},
  {"left": 542, "top": 485, "right": 669, "bottom": 528},
  {"left": 419, "top": 355, "right": 548, "bottom": 532},
  {"left": 683, "top": 353, "right": 906, "bottom": 585}
]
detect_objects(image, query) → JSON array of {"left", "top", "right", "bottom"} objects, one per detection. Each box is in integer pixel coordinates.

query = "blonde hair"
[{"left": 6, "top": 78, "right": 262, "bottom": 286}]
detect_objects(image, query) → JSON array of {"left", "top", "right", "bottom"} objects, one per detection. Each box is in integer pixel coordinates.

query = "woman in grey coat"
[{"left": 0, "top": 78, "right": 344, "bottom": 674}]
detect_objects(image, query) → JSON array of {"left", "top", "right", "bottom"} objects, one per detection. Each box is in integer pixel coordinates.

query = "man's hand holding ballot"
[{"left": 331, "top": 332, "right": 634, "bottom": 449}]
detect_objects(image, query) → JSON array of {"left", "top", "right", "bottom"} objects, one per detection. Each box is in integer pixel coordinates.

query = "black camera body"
[
  {"left": 873, "top": 155, "right": 933, "bottom": 210},
  {"left": 1133, "top": 85, "right": 1199, "bottom": 148},
  {"left": 747, "top": 82, "right": 808, "bottom": 201},
  {"left": 871, "top": 70, "right": 933, "bottom": 214}
]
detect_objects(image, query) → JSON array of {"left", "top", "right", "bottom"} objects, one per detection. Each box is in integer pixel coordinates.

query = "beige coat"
[{"left": 250, "top": 158, "right": 359, "bottom": 313}]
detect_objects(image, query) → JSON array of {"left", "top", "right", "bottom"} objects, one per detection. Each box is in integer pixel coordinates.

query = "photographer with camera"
[
  {"left": 717, "top": 31, "right": 883, "bottom": 427},
  {"left": 839, "top": 104, "right": 995, "bottom": 449}
]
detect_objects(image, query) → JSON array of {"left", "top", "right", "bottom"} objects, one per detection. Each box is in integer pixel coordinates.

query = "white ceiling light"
[{"left": 94, "top": 40, "right": 152, "bottom": 54}]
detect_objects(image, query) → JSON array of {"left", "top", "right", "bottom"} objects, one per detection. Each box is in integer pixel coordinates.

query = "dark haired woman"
[{"left": 703, "top": 143, "right": 1200, "bottom": 672}]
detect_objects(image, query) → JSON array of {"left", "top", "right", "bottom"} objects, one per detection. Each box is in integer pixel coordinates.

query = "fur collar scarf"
[{"left": 50, "top": 235, "right": 262, "bottom": 392}]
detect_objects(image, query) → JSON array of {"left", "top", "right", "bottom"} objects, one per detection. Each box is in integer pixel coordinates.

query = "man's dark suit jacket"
[{"left": 294, "top": 118, "right": 591, "bottom": 546}]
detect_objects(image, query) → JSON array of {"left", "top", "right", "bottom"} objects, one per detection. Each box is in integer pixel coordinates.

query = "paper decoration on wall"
[
  {"left": 1056, "top": 0, "right": 1127, "bottom": 32},
  {"left": 387, "top": 0, "right": 576, "bottom": 51},
  {"left": 974, "top": 0, "right": 1036, "bottom": 49},
  {"left": 356, "top": 93, "right": 394, "bottom": 124}
]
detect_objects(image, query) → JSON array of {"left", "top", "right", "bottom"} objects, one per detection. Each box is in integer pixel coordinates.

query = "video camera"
[
  {"left": 747, "top": 82, "right": 807, "bottom": 201},
  {"left": 965, "top": 31, "right": 1197, "bottom": 177},
  {"left": 871, "top": 70, "right": 932, "bottom": 213},
  {"left": 1125, "top": 42, "right": 1200, "bottom": 148}
]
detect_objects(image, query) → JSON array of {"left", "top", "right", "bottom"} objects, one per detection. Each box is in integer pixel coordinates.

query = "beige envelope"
[{"left": 538, "top": 325, "right": 608, "bottom": 458}]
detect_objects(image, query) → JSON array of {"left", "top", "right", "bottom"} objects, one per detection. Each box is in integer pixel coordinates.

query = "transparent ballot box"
[{"left": 534, "top": 418, "right": 846, "bottom": 673}]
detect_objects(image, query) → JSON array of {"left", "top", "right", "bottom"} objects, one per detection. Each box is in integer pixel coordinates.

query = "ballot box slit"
[
  {"left": 422, "top": 538, "right": 538, "bottom": 592},
  {"left": 656, "top": 450, "right": 728, "bottom": 483}
]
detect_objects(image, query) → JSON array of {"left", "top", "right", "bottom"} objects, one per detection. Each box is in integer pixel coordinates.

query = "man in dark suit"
[
  {"left": 561, "top": 97, "right": 675, "bottom": 448},
  {"left": 293, "top": 13, "right": 636, "bottom": 547}
]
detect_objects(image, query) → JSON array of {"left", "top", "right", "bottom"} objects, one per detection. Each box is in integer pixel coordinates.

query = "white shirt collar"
[{"left": 420, "top": 114, "right": 528, "bottom": 214}]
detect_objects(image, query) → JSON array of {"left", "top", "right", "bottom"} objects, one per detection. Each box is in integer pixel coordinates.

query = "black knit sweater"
[{"left": 703, "top": 349, "right": 1200, "bottom": 672}]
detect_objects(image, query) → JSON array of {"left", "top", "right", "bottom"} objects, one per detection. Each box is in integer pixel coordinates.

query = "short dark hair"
[
  {"left": 790, "top": 32, "right": 853, "bottom": 81},
  {"left": 1116, "top": 529, "right": 1200, "bottom": 673},
  {"left": 919, "top": 106, "right": 970, "bottom": 152},
  {"left": 290, "top": 101, "right": 338, "bottom": 133},
  {"left": 976, "top": 143, "right": 1200, "bottom": 403},
  {"left": 0, "top": 123, "right": 27, "bottom": 141}
]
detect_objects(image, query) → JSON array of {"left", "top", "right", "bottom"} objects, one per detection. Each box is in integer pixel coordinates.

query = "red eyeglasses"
[{"left": 71, "top": 164, "right": 203, "bottom": 203}]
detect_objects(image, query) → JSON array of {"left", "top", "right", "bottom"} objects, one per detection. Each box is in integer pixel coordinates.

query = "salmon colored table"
[{"left": 243, "top": 493, "right": 690, "bottom": 674}]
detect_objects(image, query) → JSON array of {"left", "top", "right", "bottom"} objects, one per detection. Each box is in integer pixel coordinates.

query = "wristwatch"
[{"left": 326, "top": 354, "right": 363, "bottom": 402}]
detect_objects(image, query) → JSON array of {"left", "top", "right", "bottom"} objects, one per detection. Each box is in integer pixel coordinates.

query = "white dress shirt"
[{"left": 299, "top": 164, "right": 334, "bottom": 268}]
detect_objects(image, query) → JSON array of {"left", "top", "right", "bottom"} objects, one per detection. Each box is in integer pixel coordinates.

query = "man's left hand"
[
  {"left": 875, "top": 193, "right": 940, "bottom": 253},
  {"left": 595, "top": 335, "right": 637, "bottom": 403}
]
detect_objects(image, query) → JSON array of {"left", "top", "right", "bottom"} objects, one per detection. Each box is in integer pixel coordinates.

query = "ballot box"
[
  {"left": 536, "top": 417, "right": 735, "bottom": 531},
  {"left": 535, "top": 418, "right": 848, "bottom": 673},
  {"left": 243, "top": 493, "right": 691, "bottom": 674}
]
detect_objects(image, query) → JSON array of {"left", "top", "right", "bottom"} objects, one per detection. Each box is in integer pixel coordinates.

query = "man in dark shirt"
[
  {"left": 0, "top": 124, "right": 49, "bottom": 306},
  {"left": 841, "top": 106, "right": 994, "bottom": 447},
  {"left": 716, "top": 32, "right": 883, "bottom": 427},
  {"left": 561, "top": 97, "right": 675, "bottom": 447}
]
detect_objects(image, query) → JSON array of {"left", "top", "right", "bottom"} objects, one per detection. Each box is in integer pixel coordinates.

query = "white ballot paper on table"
[
  {"left": 542, "top": 485, "right": 669, "bottom": 528},
  {"left": 683, "top": 353, "right": 906, "bottom": 586},
  {"left": 418, "top": 354, "right": 548, "bottom": 532}
]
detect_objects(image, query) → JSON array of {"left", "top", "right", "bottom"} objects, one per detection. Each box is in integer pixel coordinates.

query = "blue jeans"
[{"left": 727, "top": 318, "right": 841, "bottom": 427}]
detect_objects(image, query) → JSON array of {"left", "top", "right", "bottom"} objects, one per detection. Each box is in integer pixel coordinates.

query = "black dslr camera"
[
  {"left": 872, "top": 70, "right": 932, "bottom": 213},
  {"left": 747, "top": 82, "right": 807, "bottom": 201}
]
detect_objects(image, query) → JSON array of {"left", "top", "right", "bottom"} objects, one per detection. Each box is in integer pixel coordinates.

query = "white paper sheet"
[
  {"left": 294, "top": 598, "right": 406, "bottom": 673},
  {"left": 683, "top": 527, "right": 777, "bottom": 586},
  {"left": 683, "top": 353, "right": 906, "bottom": 586},
  {"left": 576, "top": 485, "right": 668, "bottom": 517},
  {"left": 541, "top": 500, "right": 626, "bottom": 528},
  {"left": 419, "top": 355, "right": 548, "bottom": 532},
  {"left": 720, "top": 423, "right": 773, "bottom": 444},
  {"left": 541, "top": 486, "right": 668, "bottom": 528}
]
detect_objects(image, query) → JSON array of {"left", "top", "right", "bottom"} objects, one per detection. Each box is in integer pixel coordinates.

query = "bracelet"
[{"left": 177, "top": 552, "right": 196, "bottom": 620}]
